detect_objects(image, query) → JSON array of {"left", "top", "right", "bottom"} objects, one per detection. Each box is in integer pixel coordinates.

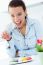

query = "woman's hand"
[{"left": 2, "top": 32, "right": 12, "bottom": 41}]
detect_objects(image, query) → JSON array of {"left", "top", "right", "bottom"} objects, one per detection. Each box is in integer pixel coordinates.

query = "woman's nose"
[{"left": 14, "top": 16, "right": 18, "bottom": 22}]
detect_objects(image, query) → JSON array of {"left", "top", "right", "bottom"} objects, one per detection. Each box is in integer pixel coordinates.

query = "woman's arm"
[{"left": 2, "top": 23, "right": 16, "bottom": 58}]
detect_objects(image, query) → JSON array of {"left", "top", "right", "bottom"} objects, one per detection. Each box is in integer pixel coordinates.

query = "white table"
[
  {"left": 0, "top": 40, "right": 43, "bottom": 65},
  {"left": 0, "top": 53, "right": 43, "bottom": 65}
]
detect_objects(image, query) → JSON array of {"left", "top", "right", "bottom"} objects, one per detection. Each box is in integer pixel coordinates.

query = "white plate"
[{"left": 10, "top": 56, "right": 32, "bottom": 65}]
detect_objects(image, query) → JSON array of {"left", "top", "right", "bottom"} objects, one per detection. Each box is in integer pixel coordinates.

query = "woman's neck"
[{"left": 19, "top": 23, "right": 26, "bottom": 36}]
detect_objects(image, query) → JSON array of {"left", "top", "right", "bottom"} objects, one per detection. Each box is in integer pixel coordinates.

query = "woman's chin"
[{"left": 17, "top": 26, "right": 22, "bottom": 29}]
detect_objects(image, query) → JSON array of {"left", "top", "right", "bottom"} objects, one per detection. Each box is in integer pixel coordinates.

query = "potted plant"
[{"left": 36, "top": 39, "right": 43, "bottom": 52}]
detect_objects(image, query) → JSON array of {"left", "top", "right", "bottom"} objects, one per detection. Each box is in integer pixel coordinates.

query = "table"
[
  {"left": 0, "top": 41, "right": 43, "bottom": 65},
  {"left": 0, "top": 53, "right": 43, "bottom": 65}
]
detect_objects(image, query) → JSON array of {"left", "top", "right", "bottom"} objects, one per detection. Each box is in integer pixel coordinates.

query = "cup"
[{"left": 38, "top": 52, "right": 43, "bottom": 65}]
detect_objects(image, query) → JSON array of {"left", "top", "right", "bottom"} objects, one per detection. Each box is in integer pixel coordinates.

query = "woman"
[{"left": 2, "top": 0, "right": 42, "bottom": 58}]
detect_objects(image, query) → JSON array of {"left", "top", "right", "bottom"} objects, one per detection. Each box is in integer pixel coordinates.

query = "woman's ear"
[
  {"left": 25, "top": 15, "right": 27, "bottom": 19},
  {"left": 25, "top": 10, "right": 27, "bottom": 19}
]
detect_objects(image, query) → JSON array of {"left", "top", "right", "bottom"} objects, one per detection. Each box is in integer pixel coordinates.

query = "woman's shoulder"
[{"left": 27, "top": 16, "right": 39, "bottom": 27}]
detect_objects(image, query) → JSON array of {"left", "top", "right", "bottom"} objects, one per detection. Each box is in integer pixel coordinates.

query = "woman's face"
[{"left": 8, "top": 6, "right": 27, "bottom": 29}]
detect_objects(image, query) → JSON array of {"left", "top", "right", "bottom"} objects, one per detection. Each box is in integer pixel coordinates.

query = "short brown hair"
[{"left": 8, "top": 0, "right": 26, "bottom": 11}]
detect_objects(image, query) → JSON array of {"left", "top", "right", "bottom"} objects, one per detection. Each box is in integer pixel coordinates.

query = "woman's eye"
[
  {"left": 11, "top": 15, "right": 15, "bottom": 17},
  {"left": 18, "top": 13, "right": 22, "bottom": 16}
]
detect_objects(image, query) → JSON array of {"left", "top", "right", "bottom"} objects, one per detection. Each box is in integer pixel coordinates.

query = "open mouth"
[{"left": 16, "top": 21, "right": 21, "bottom": 26}]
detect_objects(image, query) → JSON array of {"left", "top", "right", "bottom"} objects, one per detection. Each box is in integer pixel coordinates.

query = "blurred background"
[{"left": 0, "top": 0, "right": 43, "bottom": 60}]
